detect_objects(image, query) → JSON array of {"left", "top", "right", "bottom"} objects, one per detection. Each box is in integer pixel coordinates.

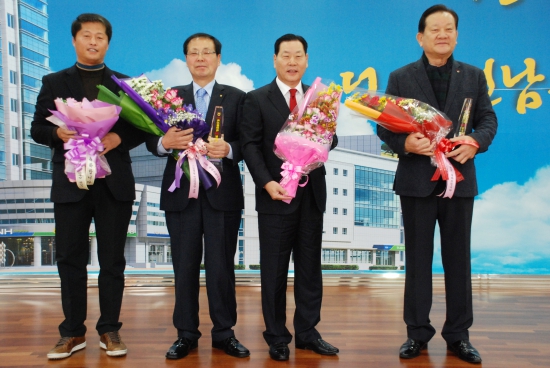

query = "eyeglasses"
[{"left": 186, "top": 50, "right": 217, "bottom": 57}]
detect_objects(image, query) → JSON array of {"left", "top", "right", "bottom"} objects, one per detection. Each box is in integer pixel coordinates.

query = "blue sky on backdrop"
[{"left": 46, "top": 0, "right": 550, "bottom": 273}]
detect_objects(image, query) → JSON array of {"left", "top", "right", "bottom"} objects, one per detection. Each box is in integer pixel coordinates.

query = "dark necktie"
[{"left": 289, "top": 88, "right": 297, "bottom": 112}]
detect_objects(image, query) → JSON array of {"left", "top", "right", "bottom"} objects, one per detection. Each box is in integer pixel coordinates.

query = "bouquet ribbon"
[
  {"left": 430, "top": 138, "right": 480, "bottom": 198},
  {"left": 168, "top": 138, "right": 221, "bottom": 198},
  {"left": 280, "top": 162, "right": 309, "bottom": 201},
  {"left": 64, "top": 134, "right": 105, "bottom": 190}
]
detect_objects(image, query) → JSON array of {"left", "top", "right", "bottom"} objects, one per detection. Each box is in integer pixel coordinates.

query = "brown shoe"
[
  {"left": 100, "top": 331, "right": 127, "bottom": 357},
  {"left": 47, "top": 336, "right": 86, "bottom": 359}
]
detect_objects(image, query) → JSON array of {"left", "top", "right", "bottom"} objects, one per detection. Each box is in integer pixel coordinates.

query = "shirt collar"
[
  {"left": 275, "top": 77, "right": 304, "bottom": 97},
  {"left": 193, "top": 80, "right": 216, "bottom": 96}
]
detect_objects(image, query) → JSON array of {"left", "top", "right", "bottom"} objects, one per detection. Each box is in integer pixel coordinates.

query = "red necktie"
[{"left": 289, "top": 88, "right": 297, "bottom": 112}]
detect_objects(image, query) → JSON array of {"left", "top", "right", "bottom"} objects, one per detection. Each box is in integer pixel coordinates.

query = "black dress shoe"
[
  {"left": 399, "top": 338, "right": 427, "bottom": 359},
  {"left": 165, "top": 338, "right": 198, "bottom": 359},
  {"left": 447, "top": 340, "right": 482, "bottom": 364},
  {"left": 269, "top": 342, "right": 290, "bottom": 361},
  {"left": 212, "top": 336, "right": 250, "bottom": 358},
  {"left": 295, "top": 339, "right": 339, "bottom": 355}
]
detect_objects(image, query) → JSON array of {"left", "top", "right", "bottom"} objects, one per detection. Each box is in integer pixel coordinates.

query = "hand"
[
  {"left": 205, "top": 137, "right": 230, "bottom": 158},
  {"left": 404, "top": 132, "right": 435, "bottom": 156},
  {"left": 100, "top": 132, "right": 121, "bottom": 155},
  {"left": 56, "top": 128, "right": 77, "bottom": 143},
  {"left": 264, "top": 181, "right": 293, "bottom": 201},
  {"left": 161, "top": 127, "right": 194, "bottom": 150},
  {"left": 445, "top": 135, "right": 479, "bottom": 164}
]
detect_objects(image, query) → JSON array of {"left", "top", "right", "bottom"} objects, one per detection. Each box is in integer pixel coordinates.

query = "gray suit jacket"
[{"left": 377, "top": 57, "right": 497, "bottom": 197}]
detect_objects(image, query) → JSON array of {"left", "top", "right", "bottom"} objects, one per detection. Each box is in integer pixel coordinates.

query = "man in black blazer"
[
  {"left": 377, "top": 5, "right": 497, "bottom": 364},
  {"left": 31, "top": 14, "right": 146, "bottom": 360},
  {"left": 145, "top": 33, "right": 249, "bottom": 360},
  {"left": 240, "top": 34, "right": 339, "bottom": 361}
]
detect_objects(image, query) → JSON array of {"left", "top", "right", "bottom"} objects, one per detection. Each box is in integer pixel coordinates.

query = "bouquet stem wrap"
[
  {"left": 46, "top": 98, "right": 120, "bottom": 190},
  {"left": 344, "top": 90, "right": 478, "bottom": 198},
  {"left": 169, "top": 138, "right": 221, "bottom": 197},
  {"left": 273, "top": 77, "right": 342, "bottom": 203}
]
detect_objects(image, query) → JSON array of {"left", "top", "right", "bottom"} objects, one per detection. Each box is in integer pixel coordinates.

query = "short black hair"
[
  {"left": 183, "top": 33, "right": 222, "bottom": 55},
  {"left": 274, "top": 34, "right": 308, "bottom": 55},
  {"left": 418, "top": 4, "right": 459, "bottom": 33},
  {"left": 71, "top": 13, "right": 112, "bottom": 42}
]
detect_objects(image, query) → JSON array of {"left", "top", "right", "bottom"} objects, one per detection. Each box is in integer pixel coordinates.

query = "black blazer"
[
  {"left": 377, "top": 57, "right": 498, "bottom": 198},
  {"left": 31, "top": 65, "right": 146, "bottom": 203},
  {"left": 240, "top": 78, "right": 338, "bottom": 215},
  {"left": 145, "top": 82, "right": 245, "bottom": 212}
]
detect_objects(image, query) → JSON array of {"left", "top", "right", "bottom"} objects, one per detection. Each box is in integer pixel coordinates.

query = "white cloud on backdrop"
[
  {"left": 433, "top": 165, "right": 550, "bottom": 274},
  {"left": 144, "top": 58, "right": 254, "bottom": 92}
]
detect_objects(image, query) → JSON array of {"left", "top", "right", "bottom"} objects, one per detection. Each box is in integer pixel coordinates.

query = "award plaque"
[{"left": 209, "top": 106, "right": 224, "bottom": 172}]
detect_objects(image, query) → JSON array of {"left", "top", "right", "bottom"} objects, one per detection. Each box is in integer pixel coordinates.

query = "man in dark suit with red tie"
[
  {"left": 145, "top": 33, "right": 249, "bottom": 360},
  {"left": 377, "top": 5, "right": 497, "bottom": 364},
  {"left": 240, "top": 34, "right": 339, "bottom": 361},
  {"left": 31, "top": 13, "right": 147, "bottom": 360}
]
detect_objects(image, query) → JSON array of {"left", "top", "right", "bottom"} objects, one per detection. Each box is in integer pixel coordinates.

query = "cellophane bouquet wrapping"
[
  {"left": 97, "top": 75, "right": 219, "bottom": 198},
  {"left": 344, "top": 90, "right": 478, "bottom": 198},
  {"left": 46, "top": 98, "right": 121, "bottom": 190},
  {"left": 273, "top": 77, "right": 342, "bottom": 203}
]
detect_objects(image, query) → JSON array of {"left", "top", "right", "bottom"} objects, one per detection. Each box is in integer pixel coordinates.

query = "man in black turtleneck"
[
  {"left": 377, "top": 5, "right": 497, "bottom": 365},
  {"left": 31, "top": 13, "right": 147, "bottom": 360}
]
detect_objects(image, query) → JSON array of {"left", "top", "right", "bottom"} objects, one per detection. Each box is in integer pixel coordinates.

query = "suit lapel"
[
  {"left": 178, "top": 83, "right": 195, "bottom": 108},
  {"left": 101, "top": 66, "right": 120, "bottom": 93},
  {"left": 267, "top": 79, "right": 291, "bottom": 120},
  {"left": 64, "top": 65, "right": 85, "bottom": 99},
  {"left": 444, "top": 60, "right": 461, "bottom": 113},
  {"left": 412, "top": 59, "right": 439, "bottom": 109}
]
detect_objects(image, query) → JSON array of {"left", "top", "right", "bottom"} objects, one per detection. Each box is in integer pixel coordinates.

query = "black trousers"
[
  {"left": 165, "top": 192, "right": 241, "bottom": 342},
  {"left": 258, "top": 184, "right": 323, "bottom": 345},
  {"left": 400, "top": 188, "right": 474, "bottom": 344},
  {"left": 54, "top": 179, "right": 132, "bottom": 337}
]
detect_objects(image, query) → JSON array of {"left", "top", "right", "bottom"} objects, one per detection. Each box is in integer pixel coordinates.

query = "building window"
[
  {"left": 10, "top": 99, "right": 18, "bottom": 112},
  {"left": 11, "top": 127, "right": 18, "bottom": 140},
  {"left": 343, "top": 189, "right": 348, "bottom": 196},
  {"left": 9, "top": 71, "right": 17, "bottom": 84},
  {"left": 342, "top": 228, "right": 348, "bottom": 235},
  {"left": 12, "top": 153, "right": 19, "bottom": 166},
  {"left": 343, "top": 169, "right": 348, "bottom": 177},
  {"left": 333, "top": 168, "right": 338, "bottom": 175},
  {"left": 333, "top": 227, "right": 338, "bottom": 234},
  {"left": 7, "top": 13, "right": 14, "bottom": 28},
  {"left": 238, "top": 240, "right": 245, "bottom": 265},
  {"left": 343, "top": 208, "right": 348, "bottom": 215},
  {"left": 333, "top": 208, "right": 338, "bottom": 215},
  {"left": 322, "top": 249, "right": 347, "bottom": 264},
  {"left": 8, "top": 42, "right": 16, "bottom": 56},
  {"left": 333, "top": 188, "right": 338, "bottom": 195}
]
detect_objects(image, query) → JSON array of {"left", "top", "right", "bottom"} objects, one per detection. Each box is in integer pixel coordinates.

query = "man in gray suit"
[{"left": 377, "top": 4, "right": 497, "bottom": 364}]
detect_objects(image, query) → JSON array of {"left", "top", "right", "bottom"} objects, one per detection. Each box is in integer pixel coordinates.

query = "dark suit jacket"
[
  {"left": 240, "top": 78, "right": 338, "bottom": 215},
  {"left": 145, "top": 82, "right": 245, "bottom": 212},
  {"left": 31, "top": 65, "right": 146, "bottom": 203},
  {"left": 377, "top": 57, "right": 497, "bottom": 198}
]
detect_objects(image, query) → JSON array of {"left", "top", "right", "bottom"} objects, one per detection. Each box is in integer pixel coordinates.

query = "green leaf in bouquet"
[{"left": 97, "top": 85, "right": 164, "bottom": 137}]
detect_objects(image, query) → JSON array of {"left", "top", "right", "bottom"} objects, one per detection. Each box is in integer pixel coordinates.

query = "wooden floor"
[{"left": 0, "top": 280, "right": 549, "bottom": 367}]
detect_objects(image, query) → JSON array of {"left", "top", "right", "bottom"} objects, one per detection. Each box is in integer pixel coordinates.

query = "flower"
[
  {"left": 274, "top": 77, "right": 342, "bottom": 203},
  {"left": 97, "top": 75, "right": 218, "bottom": 197}
]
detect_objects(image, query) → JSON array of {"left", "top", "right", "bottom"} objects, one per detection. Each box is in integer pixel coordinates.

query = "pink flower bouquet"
[
  {"left": 46, "top": 98, "right": 121, "bottom": 190},
  {"left": 273, "top": 77, "right": 342, "bottom": 203}
]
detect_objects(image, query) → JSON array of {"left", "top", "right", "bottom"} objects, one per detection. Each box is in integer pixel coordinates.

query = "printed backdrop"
[{"left": 47, "top": 0, "right": 549, "bottom": 274}]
